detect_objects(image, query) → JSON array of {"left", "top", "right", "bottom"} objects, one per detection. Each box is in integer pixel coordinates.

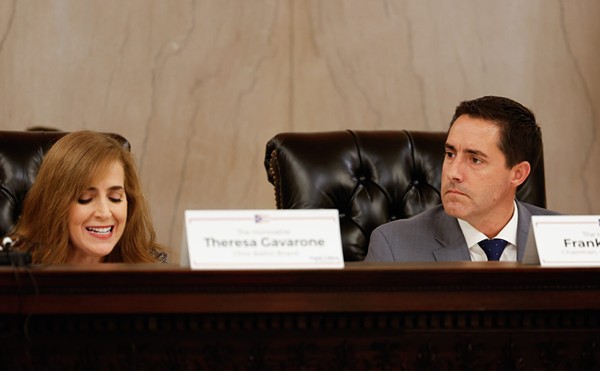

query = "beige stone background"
[{"left": 1, "top": 1, "right": 599, "bottom": 262}]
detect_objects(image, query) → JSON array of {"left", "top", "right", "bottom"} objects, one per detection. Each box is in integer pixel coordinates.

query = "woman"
[{"left": 10, "top": 131, "right": 166, "bottom": 263}]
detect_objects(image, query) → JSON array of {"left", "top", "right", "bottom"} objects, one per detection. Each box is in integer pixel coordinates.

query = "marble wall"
[{"left": 1, "top": 1, "right": 599, "bottom": 261}]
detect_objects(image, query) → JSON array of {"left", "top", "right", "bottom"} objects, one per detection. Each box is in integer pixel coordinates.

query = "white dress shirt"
[{"left": 457, "top": 201, "right": 519, "bottom": 261}]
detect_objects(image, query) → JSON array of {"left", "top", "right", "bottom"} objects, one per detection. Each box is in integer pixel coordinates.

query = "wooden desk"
[{"left": 1, "top": 262, "right": 599, "bottom": 370}]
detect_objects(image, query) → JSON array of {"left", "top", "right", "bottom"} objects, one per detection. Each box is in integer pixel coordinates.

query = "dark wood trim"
[{"left": 1, "top": 262, "right": 599, "bottom": 369}]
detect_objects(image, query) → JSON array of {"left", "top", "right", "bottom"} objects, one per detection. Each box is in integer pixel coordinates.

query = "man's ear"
[{"left": 511, "top": 161, "right": 531, "bottom": 187}]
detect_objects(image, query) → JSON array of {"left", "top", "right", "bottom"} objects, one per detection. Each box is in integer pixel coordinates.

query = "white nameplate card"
[
  {"left": 181, "top": 209, "right": 344, "bottom": 270},
  {"left": 524, "top": 215, "right": 600, "bottom": 266}
]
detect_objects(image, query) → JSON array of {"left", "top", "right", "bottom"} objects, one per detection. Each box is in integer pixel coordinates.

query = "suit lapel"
[
  {"left": 516, "top": 201, "right": 533, "bottom": 261},
  {"left": 429, "top": 200, "right": 534, "bottom": 261},
  {"left": 431, "top": 209, "right": 471, "bottom": 261}
]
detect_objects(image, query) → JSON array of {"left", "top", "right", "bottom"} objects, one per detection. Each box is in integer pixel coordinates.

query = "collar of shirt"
[{"left": 457, "top": 200, "right": 519, "bottom": 261}]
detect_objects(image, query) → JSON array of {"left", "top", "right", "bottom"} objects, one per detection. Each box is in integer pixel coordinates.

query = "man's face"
[{"left": 441, "top": 115, "right": 522, "bottom": 229}]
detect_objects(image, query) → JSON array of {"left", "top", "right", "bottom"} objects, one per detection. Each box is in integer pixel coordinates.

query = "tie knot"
[{"left": 478, "top": 238, "right": 508, "bottom": 261}]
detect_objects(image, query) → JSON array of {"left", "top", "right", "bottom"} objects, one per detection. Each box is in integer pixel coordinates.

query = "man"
[{"left": 365, "top": 96, "right": 558, "bottom": 262}]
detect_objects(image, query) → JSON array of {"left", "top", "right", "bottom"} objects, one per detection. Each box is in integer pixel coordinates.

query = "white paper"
[
  {"left": 181, "top": 209, "right": 345, "bottom": 270},
  {"left": 526, "top": 215, "right": 600, "bottom": 267}
]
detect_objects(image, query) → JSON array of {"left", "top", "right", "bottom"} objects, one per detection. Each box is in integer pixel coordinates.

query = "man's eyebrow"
[
  {"left": 465, "top": 148, "right": 488, "bottom": 158},
  {"left": 444, "top": 143, "right": 488, "bottom": 158}
]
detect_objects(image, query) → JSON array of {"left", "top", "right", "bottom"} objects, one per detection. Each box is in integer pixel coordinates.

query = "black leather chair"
[
  {"left": 0, "top": 131, "right": 130, "bottom": 237},
  {"left": 264, "top": 130, "right": 547, "bottom": 261}
]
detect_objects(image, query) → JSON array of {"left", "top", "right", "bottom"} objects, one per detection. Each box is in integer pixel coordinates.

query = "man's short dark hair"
[{"left": 449, "top": 96, "right": 542, "bottom": 169}]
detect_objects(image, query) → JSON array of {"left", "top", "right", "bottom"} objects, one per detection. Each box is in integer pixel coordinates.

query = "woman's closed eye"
[{"left": 77, "top": 193, "right": 124, "bottom": 204}]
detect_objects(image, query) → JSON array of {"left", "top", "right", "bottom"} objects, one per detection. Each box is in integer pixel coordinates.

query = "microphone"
[
  {"left": 0, "top": 235, "right": 32, "bottom": 266},
  {"left": 1, "top": 236, "right": 13, "bottom": 251}
]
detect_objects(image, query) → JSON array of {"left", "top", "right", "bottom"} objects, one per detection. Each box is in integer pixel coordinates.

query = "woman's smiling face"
[{"left": 67, "top": 161, "right": 127, "bottom": 263}]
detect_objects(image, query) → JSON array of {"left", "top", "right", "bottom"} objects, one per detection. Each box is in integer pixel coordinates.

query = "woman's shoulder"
[{"left": 149, "top": 247, "right": 168, "bottom": 263}]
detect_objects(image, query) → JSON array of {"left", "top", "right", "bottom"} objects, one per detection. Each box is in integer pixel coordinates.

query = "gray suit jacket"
[{"left": 365, "top": 201, "right": 559, "bottom": 262}]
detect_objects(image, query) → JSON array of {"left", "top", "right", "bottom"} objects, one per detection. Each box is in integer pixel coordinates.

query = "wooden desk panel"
[{"left": 1, "top": 262, "right": 599, "bottom": 370}]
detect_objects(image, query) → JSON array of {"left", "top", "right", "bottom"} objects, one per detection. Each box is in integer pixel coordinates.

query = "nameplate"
[
  {"left": 181, "top": 209, "right": 344, "bottom": 269},
  {"left": 524, "top": 215, "right": 600, "bottom": 266}
]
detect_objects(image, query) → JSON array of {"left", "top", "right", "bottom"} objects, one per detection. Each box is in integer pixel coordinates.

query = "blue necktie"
[{"left": 478, "top": 239, "right": 508, "bottom": 261}]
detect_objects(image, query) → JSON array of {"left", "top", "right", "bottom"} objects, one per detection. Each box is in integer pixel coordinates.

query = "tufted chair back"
[
  {"left": 264, "top": 130, "right": 547, "bottom": 261},
  {"left": 0, "top": 131, "right": 130, "bottom": 237}
]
